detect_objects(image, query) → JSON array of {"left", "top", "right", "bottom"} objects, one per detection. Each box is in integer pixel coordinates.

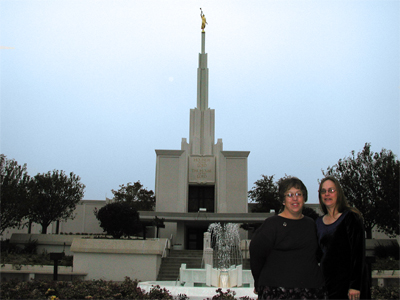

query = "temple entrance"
[
  {"left": 188, "top": 185, "right": 215, "bottom": 213},
  {"left": 186, "top": 225, "right": 208, "bottom": 250}
]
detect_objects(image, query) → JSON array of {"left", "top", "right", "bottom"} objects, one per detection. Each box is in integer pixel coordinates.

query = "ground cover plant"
[
  {"left": 1, "top": 239, "right": 72, "bottom": 267},
  {"left": 371, "top": 285, "right": 400, "bottom": 300},
  {"left": 0, "top": 277, "right": 146, "bottom": 299},
  {"left": 1, "top": 277, "right": 399, "bottom": 300},
  {"left": 374, "top": 241, "right": 399, "bottom": 260},
  {"left": 372, "top": 241, "right": 400, "bottom": 273},
  {"left": 1, "top": 252, "right": 73, "bottom": 267},
  {"left": 0, "top": 277, "right": 254, "bottom": 300}
]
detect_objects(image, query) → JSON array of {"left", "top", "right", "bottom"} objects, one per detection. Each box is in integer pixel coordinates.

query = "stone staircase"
[
  {"left": 157, "top": 250, "right": 251, "bottom": 281},
  {"left": 157, "top": 250, "right": 203, "bottom": 281}
]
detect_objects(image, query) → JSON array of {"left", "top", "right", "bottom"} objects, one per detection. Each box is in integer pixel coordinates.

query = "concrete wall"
[
  {"left": 155, "top": 150, "right": 187, "bottom": 213},
  {"left": 1, "top": 200, "right": 107, "bottom": 240},
  {"left": 59, "top": 200, "right": 106, "bottom": 234},
  {"left": 71, "top": 238, "right": 168, "bottom": 281},
  {"left": 10, "top": 233, "right": 85, "bottom": 256},
  {"left": 223, "top": 151, "right": 250, "bottom": 213}
]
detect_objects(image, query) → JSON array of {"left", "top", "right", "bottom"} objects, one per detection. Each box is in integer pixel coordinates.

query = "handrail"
[
  {"left": 161, "top": 234, "right": 174, "bottom": 258},
  {"left": 162, "top": 238, "right": 170, "bottom": 258}
]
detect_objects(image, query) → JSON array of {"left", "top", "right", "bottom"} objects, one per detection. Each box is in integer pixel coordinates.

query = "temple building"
[
  {"left": 139, "top": 29, "right": 268, "bottom": 250},
  {"left": 1, "top": 23, "right": 395, "bottom": 248}
]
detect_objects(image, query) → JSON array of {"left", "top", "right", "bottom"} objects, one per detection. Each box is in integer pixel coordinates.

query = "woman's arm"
[
  {"left": 345, "top": 212, "right": 366, "bottom": 293},
  {"left": 249, "top": 219, "right": 275, "bottom": 290}
]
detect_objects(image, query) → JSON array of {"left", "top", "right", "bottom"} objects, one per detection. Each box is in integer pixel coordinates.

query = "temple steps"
[
  {"left": 156, "top": 250, "right": 251, "bottom": 281},
  {"left": 157, "top": 250, "right": 203, "bottom": 281}
]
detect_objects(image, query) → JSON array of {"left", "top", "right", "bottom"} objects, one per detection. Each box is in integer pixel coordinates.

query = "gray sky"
[{"left": 1, "top": 0, "right": 399, "bottom": 204}]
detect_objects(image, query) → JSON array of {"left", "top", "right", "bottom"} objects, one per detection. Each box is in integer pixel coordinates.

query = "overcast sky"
[{"left": 1, "top": 0, "right": 399, "bottom": 204}]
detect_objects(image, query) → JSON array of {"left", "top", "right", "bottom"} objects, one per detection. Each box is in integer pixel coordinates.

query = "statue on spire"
[{"left": 200, "top": 8, "right": 207, "bottom": 32}]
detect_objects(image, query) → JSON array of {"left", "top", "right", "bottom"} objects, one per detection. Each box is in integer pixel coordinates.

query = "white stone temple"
[{"left": 140, "top": 30, "right": 254, "bottom": 249}]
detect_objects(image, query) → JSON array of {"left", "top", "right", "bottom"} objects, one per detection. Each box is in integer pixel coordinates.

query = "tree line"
[
  {"left": 249, "top": 143, "right": 399, "bottom": 238},
  {"left": 0, "top": 154, "right": 85, "bottom": 234},
  {"left": 1, "top": 142, "right": 399, "bottom": 239},
  {"left": 0, "top": 154, "right": 157, "bottom": 238}
]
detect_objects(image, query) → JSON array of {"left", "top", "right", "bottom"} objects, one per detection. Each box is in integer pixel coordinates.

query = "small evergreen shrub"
[
  {"left": 0, "top": 278, "right": 188, "bottom": 299},
  {"left": 94, "top": 202, "right": 142, "bottom": 239},
  {"left": 371, "top": 285, "right": 400, "bottom": 300},
  {"left": 1, "top": 252, "right": 73, "bottom": 267},
  {"left": 374, "top": 241, "right": 400, "bottom": 260}
]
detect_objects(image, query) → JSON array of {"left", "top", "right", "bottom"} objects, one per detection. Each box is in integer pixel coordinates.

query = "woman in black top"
[
  {"left": 250, "top": 177, "right": 325, "bottom": 299},
  {"left": 316, "top": 176, "right": 368, "bottom": 300}
]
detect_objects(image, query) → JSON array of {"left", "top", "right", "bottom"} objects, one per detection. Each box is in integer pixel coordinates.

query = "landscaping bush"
[
  {"left": 94, "top": 202, "right": 142, "bottom": 239},
  {"left": 1, "top": 238, "right": 37, "bottom": 254},
  {"left": 374, "top": 241, "right": 400, "bottom": 260},
  {"left": 2, "top": 277, "right": 397, "bottom": 299},
  {"left": 1, "top": 252, "right": 73, "bottom": 267},
  {"left": 372, "top": 257, "right": 399, "bottom": 272},
  {"left": 0, "top": 277, "right": 146, "bottom": 299},
  {"left": 371, "top": 285, "right": 400, "bottom": 300},
  {"left": 0, "top": 278, "right": 254, "bottom": 300}
]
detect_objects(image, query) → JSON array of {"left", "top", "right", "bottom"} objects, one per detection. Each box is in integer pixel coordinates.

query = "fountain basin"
[
  {"left": 180, "top": 264, "right": 253, "bottom": 288},
  {"left": 137, "top": 281, "right": 256, "bottom": 300}
]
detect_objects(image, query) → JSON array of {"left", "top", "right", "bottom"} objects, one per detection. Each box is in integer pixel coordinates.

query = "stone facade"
[{"left": 153, "top": 31, "right": 250, "bottom": 249}]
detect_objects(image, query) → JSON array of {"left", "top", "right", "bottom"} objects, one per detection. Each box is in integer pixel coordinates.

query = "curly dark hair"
[{"left": 278, "top": 176, "right": 308, "bottom": 204}]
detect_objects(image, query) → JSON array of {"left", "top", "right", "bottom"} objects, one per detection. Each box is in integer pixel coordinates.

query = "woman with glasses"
[
  {"left": 316, "top": 176, "right": 368, "bottom": 300},
  {"left": 250, "top": 177, "right": 326, "bottom": 299}
]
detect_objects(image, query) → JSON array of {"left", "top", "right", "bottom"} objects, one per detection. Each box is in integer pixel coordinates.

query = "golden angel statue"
[{"left": 200, "top": 8, "right": 207, "bottom": 32}]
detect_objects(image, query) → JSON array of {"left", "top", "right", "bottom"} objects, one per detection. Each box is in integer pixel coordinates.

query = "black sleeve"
[
  {"left": 345, "top": 212, "right": 366, "bottom": 291},
  {"left": 249, "top": 218, "right": 276, "bottom": 289}
]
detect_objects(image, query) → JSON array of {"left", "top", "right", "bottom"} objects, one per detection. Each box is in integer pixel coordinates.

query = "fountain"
[
  {"left": 207, "top": 223, "right": 242, "bottom": 269},
  {"left": 138, "top": 223, "right": 256, "bottom": 299},
  {"left": 204, "top": 223, "right": 243, "bottom": 287}
]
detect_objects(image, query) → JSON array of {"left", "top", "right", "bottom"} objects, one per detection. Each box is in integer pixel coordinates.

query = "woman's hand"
[{"left": 348, "top": 289, "right": 360, "bottom": 300}]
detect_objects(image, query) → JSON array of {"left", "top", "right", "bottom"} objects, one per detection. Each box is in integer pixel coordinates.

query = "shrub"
[
  {"left": 94, "top": 201, "right": 142, "bottom": 239},
  {"left": 372, "top": 257, "right": 399, "bottom": 272},
  {"left": 302, "top": 207, "right": 320, "bottom": 221},
  {"left": 371, "top": 285, "right": 400, "bottom": 300},
  {"left": 205, "top": 288, "right": 252, "bottom": 300},
  {"left": 206, "top": 288, "right": 236, "bottom": 300},
  {"left": 374, "top": 241, "right": 400, "bottom": 260},
  {"left": 142, "top": 285, "right": 174, "bottom": 299},
  {"left": 0, "top": 278, "right": 188, "bottom": 299},
  {"left": 0, "top": 238, "right": 37, "bottom": 254},
  {"left": 1, "top": 252, "right": 73, "bottom": 267},
  {"left": 23, "top": 238, "right": 38, "bottom": 254}
]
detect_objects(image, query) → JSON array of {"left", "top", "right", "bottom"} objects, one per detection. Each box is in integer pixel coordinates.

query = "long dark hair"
[{"left": 318, "top": 176, "right": 362, "bottom": 217}]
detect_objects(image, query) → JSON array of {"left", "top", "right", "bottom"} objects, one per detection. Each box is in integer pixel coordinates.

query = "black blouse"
[
  {"left": 250, "top": 215, "right": 324, "bottom": 290},
  {"left": 316, "top": 210, "right": 368, "bottom": 299}
]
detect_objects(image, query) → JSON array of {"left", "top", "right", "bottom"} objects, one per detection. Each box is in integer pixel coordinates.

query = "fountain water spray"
[
  {"left": 139, "top": 223, "right": 255, "bottom": 297},
  {"left": 207, "top": 222, "right": 243, "bottom": 270},
  {"left": 205, "top": 223, "right": 244, "bottom": 287}
]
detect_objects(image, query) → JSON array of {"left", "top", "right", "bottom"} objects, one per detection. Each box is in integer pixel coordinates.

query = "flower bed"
[
  {"left": 1, "top": 277, "right": 399, "bottom": 299},
  {"left": 0, "top": 277, "right": 254, "bottom": 300}
]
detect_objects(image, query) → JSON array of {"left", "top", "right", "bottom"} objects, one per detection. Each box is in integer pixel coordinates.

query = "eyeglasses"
[
  {"left": 285, "top": 192, "right": 303, "bottom": 198},
  {"left": 320, "top": 188, "right": 336, "bottom": 194}
]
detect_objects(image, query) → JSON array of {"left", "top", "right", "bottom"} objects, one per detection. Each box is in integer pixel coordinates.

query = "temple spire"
[
  {"left": 188, "top": 11, "right": 214, "bottom": 155},
  {"left": 197, "top": 32, "right": 209, "bottom": 111},
  {"left": 197, "top": 9, "right": 209, "bottom": 111}
]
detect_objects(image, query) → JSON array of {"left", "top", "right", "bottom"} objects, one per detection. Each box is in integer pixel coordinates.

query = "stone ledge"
[
  {"left": 70, "top": 238, "right": 167, "bottom": 254},
  {"left": 372, "top": 270, "right": 400, "bottom": 279},
  {"left": 10, "top": 233, "right": 84, "bottom": 246},
  {"left": 0, "top": 264, "right": 87, "bottom": 275}
]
